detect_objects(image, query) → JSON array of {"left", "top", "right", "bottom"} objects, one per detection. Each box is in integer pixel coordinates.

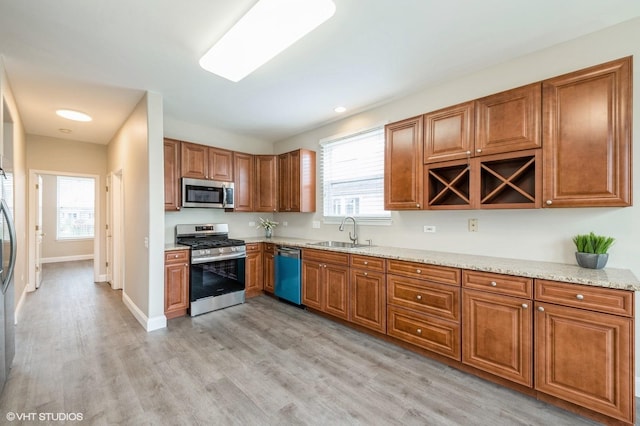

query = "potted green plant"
[
  {"left": 572, "top": 232, "right": 615, "bottom": 269},
  {"left": 257, "top": 217, "right": 278, "bottom": 238}
]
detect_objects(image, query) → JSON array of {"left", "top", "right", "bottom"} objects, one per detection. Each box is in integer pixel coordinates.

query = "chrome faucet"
[{"left": 339, "top": 216, "right": 358, "bottom": 245}]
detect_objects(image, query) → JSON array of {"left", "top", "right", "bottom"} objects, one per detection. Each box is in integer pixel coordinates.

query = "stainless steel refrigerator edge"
[{"left": 0, "top": 155, "right": 17, "bottom": 394}]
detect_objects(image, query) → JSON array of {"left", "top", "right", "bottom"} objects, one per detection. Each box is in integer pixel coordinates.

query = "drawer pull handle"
[
  {"left": 364, "top": 272, "right": 368, "bottom": 276},
  {"left": 364, "top": 261, "right": 368, "bottom": 265},
  {"left": 576, "top": 294, "right": 584, "bottom": 300},
  {"left": 538, "top": 306, "right": 545, "bottom": 312},
  {"left": 521, "top": 303, "right": 528, "bottom": 309},
  {"left": 416, "top": 269, "right": 422, "bottom": 274},
  {"left": 416, "top": 295, "right": 422, "bottom": 300},
  {"left": 416, "top": 328, "right": 422, "bottom": 335},
  {"left": 490, "top": 281, "right": 497, "bottom": 287}
]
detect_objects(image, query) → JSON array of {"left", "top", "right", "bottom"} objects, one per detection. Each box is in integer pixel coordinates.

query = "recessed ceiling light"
[
  {"left": 58, "top": 128, "right": 72, "bottom": 134},
  {"left": 199, "top": 0, "right": 336, "bottom": 82},
  {"left": 56, "top": 109, "right": 92, "bottom": 122},
  {"left": 334, "top": 106, "right": 347, "bottom": 113}
]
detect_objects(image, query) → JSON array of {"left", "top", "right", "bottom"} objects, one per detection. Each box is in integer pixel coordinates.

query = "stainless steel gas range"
[{"left": 175, "top": 223, "right": 246, "bottom": 316}]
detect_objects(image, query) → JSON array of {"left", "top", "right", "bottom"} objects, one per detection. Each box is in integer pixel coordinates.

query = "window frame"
[
  {"left": 319, "top": 125, "right": 391, "bottom": 226},
  {"left": 56, "top": 175, "right": 96, "bottom": 241}
]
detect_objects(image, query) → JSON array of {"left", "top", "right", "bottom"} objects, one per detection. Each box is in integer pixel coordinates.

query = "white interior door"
[
  {"left": 35, "top": 174, "right": 43, "bottom": 289},
  {"left": 105, "top": 173, "right": 112, "bottom": 283},
  {"left": 108, "top": 171, "right": 123, "bottom": 290}
]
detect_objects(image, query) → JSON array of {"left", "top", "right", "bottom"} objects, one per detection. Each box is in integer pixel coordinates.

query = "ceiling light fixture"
[
  {"left": 56, "top": 109, "right": 92, "bottom": 122},
  {"left": 334, "top": 106, "right": 346, "bottom": 113},
  {"left": 199, "top": 0, "right": 336, "bottom": 82}
]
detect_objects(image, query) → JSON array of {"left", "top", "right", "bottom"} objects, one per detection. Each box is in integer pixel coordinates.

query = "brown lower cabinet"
[
  {"left": 299, "top": 254, "right": 634, "bottom": 425},
  {"left": 245, "top": 243, "right": 263, "bottom": 298},
  {"left": 302, "top": 249, "right": 349, "bottom": 320},
  {"left": 164, "top": 249, "right": 189, "bottom": 319},
  {"left": 350, "top": 255, "right": 386, "bottom": 333},
  {"left": 263, "top": 243, "right": 275, "bottom": 293}
]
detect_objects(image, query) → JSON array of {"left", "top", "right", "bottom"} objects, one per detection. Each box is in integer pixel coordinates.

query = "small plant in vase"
[
  {"left": 572, "top": 232, "right": 615, "bottom": 269},
  {"left": 257, "top": 217, "right": 278, "bottom": 238}
]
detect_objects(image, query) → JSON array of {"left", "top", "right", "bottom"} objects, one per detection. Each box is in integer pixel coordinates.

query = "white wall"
[{"left": 108, "top": 92, "right": 165, "bottom": 331}]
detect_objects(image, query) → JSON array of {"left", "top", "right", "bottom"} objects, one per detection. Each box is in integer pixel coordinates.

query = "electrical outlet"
[
  {"left": 423, "top": 225, "right": 436, "bottom": 233},
  {"left": 282, "top": 221, "right": 288, "bottom": 227},
  {"left": 468, "top": 218, "right": 478, "bottom": 232},
  {"left": 312, "top": 221, "right": 321, "bottom": 229},
  {"left": 249, "top": 221, "right": 256, "bottom": 227}
]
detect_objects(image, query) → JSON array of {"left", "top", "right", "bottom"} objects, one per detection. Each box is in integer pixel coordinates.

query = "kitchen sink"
[{"left": 309, "top": 241, "right": 372, "bottom": 249}]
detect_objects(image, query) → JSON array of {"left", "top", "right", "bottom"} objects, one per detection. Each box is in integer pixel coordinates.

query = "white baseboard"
[
  {"left": 122, "top": 291, "right": 167, "bottom": 332},
  {"left": 96, "top": 274, "right": 107, "bottom": 282},
  {"left": 41, "top": 254, "right": 94, "bottom": 264},
  {"left": 14, "top": 285, "right": 28, "bottom": 325}
]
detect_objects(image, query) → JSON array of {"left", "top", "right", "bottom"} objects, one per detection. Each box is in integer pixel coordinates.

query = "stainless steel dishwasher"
[{"left": 274, "top": 246, "right": 302, "bottom": 305}]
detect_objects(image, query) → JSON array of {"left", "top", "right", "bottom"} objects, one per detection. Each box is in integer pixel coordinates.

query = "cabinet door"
[
  {"left": 302, "top": 260, "right": 323, "bottom": 310},
  {"left": 278, "top": 153, "right": 291, "bottom": 211},
  {"left": 535, "top": 303, "right": 633, "bottom": 423},
  {"left": 233, "top": 152, "right": 254, "bottom": 212},
  {"left": 462, "top": 289, "right": 533, "bottom": 387},
  {"left": 542, "top": 57, "right": 631, "bottom": 207},
  {"left": 164, "top": 251, "right": 189, "bottom": 319},
  {"left": 181, "top": 142, "right": 208, "bottom": 179},
  {"left": 475, "top": 82, "right": 541, "bottom": 156},
  {"left": 263, "top": 245, "right": 275, "bottom": 293},
  {"left": 288, "top": 150, "right": 301, "bottom": 212},
  {"left": 424, "top": 101, "right": 474, "bottom": 163},
  {"left": 208, "top": 147, "right": 234, "bottom": 182},
  {"left": 255, "top": 155, "right": 278, "bottom": 212},
  {"left": 245, "top": 245, "right": 263, "bottom": 298},
  {"left": 384, "top": 116, "right": 423, "bottom": 210},
  {"left": 164, "top": 138, "right": 181, "bottom": 211},
  {"left": 324, "top": 264, "right": 349, "bottom": 320},
  {"left": 350, "top": 269, "right": 386, "bottom": 333}
]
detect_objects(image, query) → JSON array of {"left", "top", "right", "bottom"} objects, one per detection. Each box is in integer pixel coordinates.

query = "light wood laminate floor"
[{"left": 0, "top": 261, "right": 632, "bottom": 425}]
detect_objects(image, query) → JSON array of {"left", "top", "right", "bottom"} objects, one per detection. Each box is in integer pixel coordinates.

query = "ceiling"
[{"left": 1, "top": 0, "right": 640, "bottom": 145}]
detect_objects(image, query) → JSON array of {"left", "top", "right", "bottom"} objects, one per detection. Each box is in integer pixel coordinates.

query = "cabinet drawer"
[
  {"left": 386, "top": 260, "right": 460, "bottom": 285},
  {"left": 351, "top": 255, "right": 385, "bottom": 272},
  {"left": 165, "top": 249, "right": 189, "bottom": 264},
  {"left": 463, "top": 270, "right": 532, "bottom": 298},
  {"left": 246, "top": 243, "right": 261, "bottom": 252},
  {"left": 388, "top": 274, "right": 459, "bottom": 321},
  {"left": 264, "top": 243, "right": 276, "bottom": 254},
  {"left": 387, "top": 305, "right": 460, "bottom": 361},
  {"left": 303, "top": 248, "right": 349, "bottom": 266},
  {"left": 535, "top": 280, "right": 633, "bottom": 317}
]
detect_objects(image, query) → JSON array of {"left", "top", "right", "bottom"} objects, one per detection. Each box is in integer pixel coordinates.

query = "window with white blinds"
[
  {"left": 57, "top": 176, "right": 95, "bottom": 239},
  {"left": 320, "top": 126, "right": 390, "bottom": 223}
]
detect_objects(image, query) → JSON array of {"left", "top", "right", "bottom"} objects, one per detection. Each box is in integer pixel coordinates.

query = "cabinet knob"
[
  {"left": 416, "top": 203, "right": 420, "bottom": 208},
  {"left": 490, "top": 281, "right": 497, "bottom": 287},
  {"left": 546, "top": 200, "right": 552, "bottom": 205},
  {"left": 364, "top": 272, "right": 368, "bottom": 276},
  {"left": 538, "top": 306, "right": 545, "bottom": 312},
  {"left": 466, "top": 150, "right": 471, "bottom": 155},
  {"left": 416, "top": 328, "right": 422, "bottom": 335},
  {"left": 177, "top": 206, "right": 180, "bottom": 210},
  {"left": 324, "top": 264, "right": 327, "bottom": 268},
  {"left": 364, "top": 261, "right": 368, "bottom": 265},
  {"left": 522, "top": 303, "right": 528, "bottom": 309},
  {"left": 416, "top": 295, "right": 422, "bottom": 300},
  {"left": 476, "top": 149, "right": 482, "bottom": 153},
  {"left": 576, "top": 294, "right": 584, "bottom": 300},
  {"left": 416, "top": 269, "right": 421, "bottom": 274}
]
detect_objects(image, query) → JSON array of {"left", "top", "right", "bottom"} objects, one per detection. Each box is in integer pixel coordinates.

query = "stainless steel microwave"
[{"left": 181, "top": 178, "right": 234, "bottom": 209}]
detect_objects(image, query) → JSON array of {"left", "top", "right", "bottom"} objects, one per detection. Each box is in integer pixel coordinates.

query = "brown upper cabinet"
[
  {"left": 232, "top": 152, "right": 254, "bottom": 212},
  {"left": 164, "top": 138, "right": 181, "bottom": 211},
  {"left": 278, "top": 149, "right": 316, "bottom": 212},
  {"left": 181, "top": 142, "right": 234, "bottom": 182},
  {"left": 424, "top": 83, "right": 541, "bottom": 164},
  {"left": 255, "top": 155, "right": 278, "bottom": 212},
  {"left": 384, "top": 116, "right": 424, "bottom": 210},
  {"left": 542, "top": 56, "right": 632, "bottom": 207}
]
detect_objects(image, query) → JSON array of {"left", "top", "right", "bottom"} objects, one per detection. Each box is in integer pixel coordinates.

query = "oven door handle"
[{"left": 192, "top": 252, "right": 247, "bottom": 264}]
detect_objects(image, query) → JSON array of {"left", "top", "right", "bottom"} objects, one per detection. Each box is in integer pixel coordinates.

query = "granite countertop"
[
  {"left": 165, "top": 243, "right": 190, "bottom": 251},
  {"left": 238, "top": 236, "right": 640, "bottom": 291}
]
